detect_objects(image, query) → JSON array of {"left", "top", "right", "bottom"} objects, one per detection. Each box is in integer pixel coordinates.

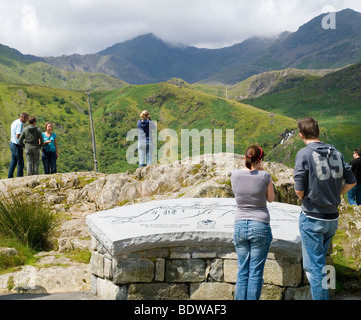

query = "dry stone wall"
[{"left": 90, "top": 237, "right": 310, "bottom": 300}]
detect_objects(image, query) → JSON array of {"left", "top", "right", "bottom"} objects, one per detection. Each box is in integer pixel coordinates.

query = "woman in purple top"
[{"left": 231, "top": 145, "right": 275, "bottom": 300}]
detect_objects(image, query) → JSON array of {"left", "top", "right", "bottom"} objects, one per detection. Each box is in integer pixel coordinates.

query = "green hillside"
[
  {"left": 0, "top": 60, "right": 128, "bottom": 92},
  {"left": 0, "top": 81, "right": 297, "bottom": 177},
  {"left": 0, "top": 83, "right": 95, "bottom": 177},
  {"left": 90, "top": 81, "right": 297, "bottom": 173},
  {"left": 0, "top": 44, "right": 128, "bottom": 91},
  {"left": 243, "top": 62, "right": 361, "bottom": 166}
]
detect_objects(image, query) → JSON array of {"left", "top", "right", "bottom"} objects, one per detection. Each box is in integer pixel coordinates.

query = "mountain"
[
  {"left": 204, "top": 8, "right": 361, "bottom": 83},
  {"left": 38, "top": 9, "right": 361, "bottom": 85},
  {"left": 0, "top": 44, "right": 128, "bottom": 91}
]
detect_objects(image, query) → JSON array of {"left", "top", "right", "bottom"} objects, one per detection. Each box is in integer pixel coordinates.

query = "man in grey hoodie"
[
  {"left": 294, "top": 117, "right": 356, "bottom": 300},
  {"left": 19, "top": 116, "right": 44, "bottom": 176}
]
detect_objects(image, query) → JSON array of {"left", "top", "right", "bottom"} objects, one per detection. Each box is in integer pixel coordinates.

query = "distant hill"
[
  {"left": 36, "top": 8, "right": 361, "bottom": 85},
  {"left": 0, "top": 44, "right": 128, "bottom": 91},
  {"left": 193, "top": 68, "right": 337, "bottom": 100}
]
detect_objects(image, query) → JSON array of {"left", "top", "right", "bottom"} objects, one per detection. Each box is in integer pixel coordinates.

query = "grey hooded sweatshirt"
[
  {"left": 294, "top": 142, "right": 356, "bottom": 220},
  {"left": 19, "top": 125, "right": 44, "bottom": 151}
]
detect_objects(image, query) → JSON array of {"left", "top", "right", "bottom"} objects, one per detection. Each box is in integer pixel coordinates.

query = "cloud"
[{"left": 0, "top": 0, "right": 361, "bottom": 56}]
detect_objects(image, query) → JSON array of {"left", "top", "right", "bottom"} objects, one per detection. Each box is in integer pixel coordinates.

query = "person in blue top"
[
  {"left": 42, "top": 122, "right": 59, "bottom": 174},
  {"left": 137, "top": 110, "right": 155, "bottom": 167}
]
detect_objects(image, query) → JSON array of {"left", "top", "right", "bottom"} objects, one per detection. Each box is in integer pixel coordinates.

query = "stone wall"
[{"left": 90, "top": 236, "right": 311, "bottom": 300}]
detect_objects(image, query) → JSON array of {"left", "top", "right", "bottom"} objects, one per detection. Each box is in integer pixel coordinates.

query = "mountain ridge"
[
  {"left": 13, "top": 8, "right": 359, "bottom": 85},
  {"left": 1, "top": 9, "right": 361, "bottom": 86}
]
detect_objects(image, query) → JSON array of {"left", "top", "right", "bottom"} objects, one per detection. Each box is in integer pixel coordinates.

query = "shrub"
[{"left": 0, "top": 191, "right": 57, "bottom": 251}]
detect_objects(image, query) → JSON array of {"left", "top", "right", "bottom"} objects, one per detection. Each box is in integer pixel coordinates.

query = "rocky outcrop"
[{"left": 0, "top": 153, "right": 306, "bottom": 295}]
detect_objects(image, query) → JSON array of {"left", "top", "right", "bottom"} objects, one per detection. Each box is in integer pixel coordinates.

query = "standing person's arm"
[
  {"left": 266, "top": 180, "right": 275, "bottom": 203},
  {"left": 294, "top": 152, "right": 307, "bottom": 200},
  {"left": 55, "top": 138, "right": 59, "bottom": 158},
  {"left": 18, "top": 130, "right": 25, "bottom": 147},
  {"left": 15, "top": 122, "right": 23, "bottom": 140},
  {"left": 340, "top": 182, "right": 356, "bottom": 195},
  {"left": 39, "top": 130, "right": 44, "bottom": 148}
]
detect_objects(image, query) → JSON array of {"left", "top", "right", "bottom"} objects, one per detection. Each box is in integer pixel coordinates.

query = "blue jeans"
[
  {"left": 299, "top": 213, "right": 338, "bottom": 300},
  {"left": 233, "top": 220, "right": 272, "bottom": 300},
  {"left": 8, "top": 142, "right": 24, "bottom": 178},
  {"left": 42, "top": 151, "right": 57, "bottom": 174},
  {"left": 347, "top": 185, "right": 361, "bottom": 206},
  {"left": 138, "top": 142, "right": 153, "bottom": 167}
]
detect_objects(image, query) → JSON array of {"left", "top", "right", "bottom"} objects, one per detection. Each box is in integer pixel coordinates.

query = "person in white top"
[{"left": 8, "top": 112, "right": 29, "bottom": 178}]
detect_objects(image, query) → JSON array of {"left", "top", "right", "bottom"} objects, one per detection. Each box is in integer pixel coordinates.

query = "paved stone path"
[{"left": 0, "top": 291, "right": 99, "bottom": 300}]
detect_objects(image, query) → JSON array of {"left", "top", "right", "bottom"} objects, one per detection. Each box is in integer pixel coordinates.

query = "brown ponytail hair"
[{"left": 245, "top": 145, "right": 264, "bottom": 169}]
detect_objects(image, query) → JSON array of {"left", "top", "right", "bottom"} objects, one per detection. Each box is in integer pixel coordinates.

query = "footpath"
[{"left": 0, "top": 291, "right": 99, "bottom": 300}]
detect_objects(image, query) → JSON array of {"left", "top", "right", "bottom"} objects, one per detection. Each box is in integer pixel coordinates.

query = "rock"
[
  {"left": 190, "top": 283, "right": 234, "bottom": 300},
  {"left": 127, "top": 283, "right": 189, "bottom": 300},
  {"left": 166, "top": 259, "right": 206, "bottom": 283},
  {"left": 113, "top": 259, "right": 155, "bottom": 284},
  {"left": 0, "top": 248, "right": 19, "bottom": 257}
]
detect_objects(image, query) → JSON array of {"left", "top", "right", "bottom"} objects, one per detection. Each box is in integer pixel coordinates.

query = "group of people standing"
[
  {"left": 231, "top": 117, "right": 358, "bottom": 300},
  {"left": 8, "top": 112, "right": 59, "bottom": 178}
]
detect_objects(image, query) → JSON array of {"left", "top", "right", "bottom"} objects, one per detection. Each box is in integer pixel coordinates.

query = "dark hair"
[
  {"left": 298, "top": 117, "right": 320, "bottom": 140},
  {"left": 245, "top": 145, "right": 264, "bottom": 169},
  {"left": 20, "top": 112, "right": 29, "bottom": 119},
  {"left": 354, "top": 149, "right": 361, "bottom": 157},
  {"left": 28, "top": 116, "right": 37, "bottom": 124}
]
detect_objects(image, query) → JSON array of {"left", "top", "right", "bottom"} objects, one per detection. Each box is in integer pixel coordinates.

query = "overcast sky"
[{"left": 1, "top": 0, "right": 361, "bottom": 57}]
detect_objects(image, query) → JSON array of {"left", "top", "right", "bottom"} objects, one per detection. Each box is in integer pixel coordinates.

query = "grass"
[
  {"left": 0, "top": 237, "right": 38, "bottom": 274},
  {"left": 331, "top": 204, "right": 361, "bottom": 294},
  {"left": 0, "top": 191, "right": 57, "bottom": 251}
]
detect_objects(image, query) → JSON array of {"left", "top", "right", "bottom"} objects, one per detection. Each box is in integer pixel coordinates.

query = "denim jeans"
[
  {"left": 299, "top": 213, "right": 338, "bottom": 300},
  {"left": 138, "top": 142, "right": 153, "bottom": 167},
  {"left": 233, "top": 220, "right": 272, "bottom": 300},
  {"left": 347, "top": 185, "right": 361, "bottom": 206},
  {"left": 42, "top": 151, "right": 57, "bottom": 174},
  {"left": 8, "top": 142, "right": 24, "bottom": 178}
]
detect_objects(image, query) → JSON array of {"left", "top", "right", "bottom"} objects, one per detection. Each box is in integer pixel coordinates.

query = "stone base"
[{"left": 90, "top": 237, "right": 311, "bottom": 300}]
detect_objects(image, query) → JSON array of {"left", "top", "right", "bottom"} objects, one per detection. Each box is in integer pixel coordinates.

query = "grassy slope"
[
  {"left": 0, "top": 81, "right": 297, "bottom": 177},
  {"left": 85, "top": 82, "right": 298, "bottom": 173},
  {"left": 0, "top": 44, "right": 128, "bottom": 92},
  {"left": 0, "top": 83, "right": 94, "bottom": 177},
  {"left": 242, "top": 62, "right": 361, "bottom": 165}
]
